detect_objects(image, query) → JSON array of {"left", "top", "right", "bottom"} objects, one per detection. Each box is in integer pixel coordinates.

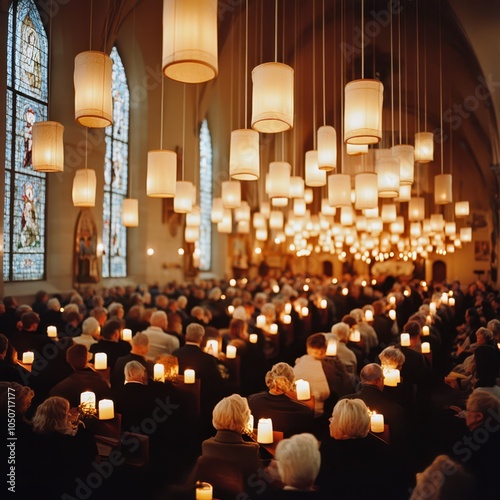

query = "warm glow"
[
  {"left": 32, "top": 121, "right": 64, "bottom": 172},
  {"left": 122, "top": 198, "right": 139, "bottom": 227},
  {"left": 229, "top": 129, "right": 260, "bottom": 180},
  {"left": 317, "top": 125, "right": 337, "bottom": 171},
  {"left": 72, "top": 169, "right": 97, "bottom": 207},
  {"left": 146, "top": 150, "right": 177, "bottom": 197}
]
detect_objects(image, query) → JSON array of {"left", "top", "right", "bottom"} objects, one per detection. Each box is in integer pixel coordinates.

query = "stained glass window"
[
  {"left": 4, "top": 0, "right": 48, "bottom": 281},
  {"left": 199, "top": 119, "right": 212, "bottom": 271},
  {"left": 102, "top": 47, "right": 129, "bottom": 278}
]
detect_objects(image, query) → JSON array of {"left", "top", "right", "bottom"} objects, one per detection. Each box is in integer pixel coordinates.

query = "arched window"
[
  {"left": 102, "top": 47, "right": 129, "bottom": 278},
  {"left": 199, "top": 119, "right": 212, "bottom": 271},
  {"left": 3, "top": 0, "right": 48, "bottom": 281}
]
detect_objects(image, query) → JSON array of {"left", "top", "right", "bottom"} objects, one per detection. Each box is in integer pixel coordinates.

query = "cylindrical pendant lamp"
[
  {"left": 174, "top": 181, "right": 193, "bottom": 213},
  {"left": 234, "top": 201, "right": 250, "bottom": 222},
  {"left": 237, "top": 220, "right": 250, "bottom": 234},
  {"left": 267, "top": 162, "right": 291, "bottom": 202},
  {"left": 430, "top": 213, "right": 444, "bottom": 232},
  {"left": 355, "top": 173, "right": 378, "bottom": 210},
  {"left": 455, "top": 201, "right": 469, "bottom": 218},
  {"left": 185, "top": 226, "right": 200, "bottom": 242},
  {"left": 341, "top": 206, "right": 354, "bottom": 226},
  {"left": 414, "top": 132, "right": 434, "bottom": 163},
  {"left": 381, "top": 204, "right": 397, "bottom": 223},
  {"left": 72, "top": 169, "right": 97, "bottom": 207},
  {"left": 229, "top": 129, "right": 260, "bottom": 180},
  {"left": 222, "top": 180, "right": 241, "bottom": 209},
  {"left": 390, "top": 216, "right": 405, "bottom": 234},
  {"left": 434, "top": 174, "right": 453, "bottom": 205},
  {"left": 408, "top": 197, "right": 425, "bottom": 221},
  {"left": 293, "top": 198, "right": 306, "bottom": 216},
  {"left": 211, "top": 197, "right": 224, "bottom": 223},
  {"left": 217, "top": 209, "right": 232, "bottom": 233},
  {"left": 346, "top": 143, "right": 369, "bottom": 155},
  {"left": 289, "top": 176, "right": 305, "bottom": 198},
  {"left": 186, "top": 206, "right": 201, "bottom": 227},
  {"left": 328, "top": 174, "right": 352, "bottom": 207},
  {"left": 74, "top": 51, "right": 113, "bottom": 128},
  {"left": 269, "top": 211, "right": 284, "bottom": 229},
  {"left": 252, "top": 63, "right": 294, "bottom": 133},
  {"left": 304, "top": 189, "right": 314, "bottom": 204},
  {"left": 376, "top": 156, "right": 400, "bottom": 198},
  {"left": 392, "top": 145, "right": 414, "bottom": 185},
  {"left": 32, "top": 121, "right": 64, "bottom": 172},
  {"left": 460, "top": 227, "right": 472, "bottom": 242},
  {"left": 410, "top": 222, "right": 422, "bottom": 237},
  {"left": 344, "top": 79, "right": 383, "bottom": 144},
  {"left": 162, "top": 0, "right": 218, "bottom": 83},
  {"left": 122, "top": 198, "right": 139, "bottom": 227},
  {"left": 395, "top": 184, "right": 411, "bottom": 202},
  {"left": 253, "top": 212, "right": 266, "bottom": 229},
  {"left": 305, "top": 151, "right": 326, "bottom": 187},
  {"left": 255, "top": 228, "right": 268, "bottom": 241},
  {"left": 317, "top": 126, "right": 337, "bottom": 171},
  {"left": 445, "top": 222, "right": 456, "bottom": 237},
  {"left": 146, "top": 150, "right": 177, "bottom": 197}
]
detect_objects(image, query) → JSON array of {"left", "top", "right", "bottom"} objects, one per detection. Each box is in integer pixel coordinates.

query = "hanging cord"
[
  {"left": 312, "top": 0, "right": 316, "bottom": 149},
  {"left": 340, "top": 0, "right": 345, "bottom": 173},
  {"left": 361, "top": 0, "right": 364, "bottom": 79},
  {"left": 398, "top": 5, "right": 402, "bottom": 144},
  {"left": 415, "top": 0, "right": 420, "bottom": 137},
  {"left": 439, "top": 0, "right": 444, "bottom": 174},
  {"left": 322, "top": 0, "right": 326, "bottom": 126},
  {"left": 274, "top": 0, "right": 278, "bottom": 62},
  {"left": 292, "top": 0, "right": 298, "bottom": 175},
  {"left": 160, "top": 76, "right": 164, "bottom": 149},
  {"left": 390, "top": 0, "right": 394, "bottom": 148},
  {"left": 89, "top": 0, "right": 93, "bottom": 50},
  {"left": 244, "top": 0, "right": 249, "bottom": 128},
  {"left": 182, "top": 84, "right": 186, "bottom": 180},
  {"left": 85, "top": 128, "right": 88, "bottom": 169}
]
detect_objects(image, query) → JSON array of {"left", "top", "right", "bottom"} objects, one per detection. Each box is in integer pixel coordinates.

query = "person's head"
[
  {"left": 32, "top": 396, "right": 74, "bottom": 435},
  {"left": 261, "top": 303, "right": 276, "bottom": 322},
  {"left": 177, "top": 295, "right": 188, "bottom": 310},
  {"left": 410, "top": 455, "right": 474, "bottom": 500},
  {"left": 185, "top": 323, "right": 205, "bottom": 344},
  {"left": 360, "top": 363, "right": 384, "bottom": 390},
  {"left": 47, "top": 297, "right": 61, "bottom": 311},
  {"left": 70, "top": 294, "right": 84, "bottom": 306},
  {"left": 21, "top": 311, "right": 40, "bottom": 331},
  {"left": 331, "top": 322, "right": 350, "bottom": 343},
  {"left": 82, "top": 317, "right": 100, "bottom": 338},
  {"left": 475, "top": 327, "right": 493, "bottom": 346},
  {"left": 191, "top": 306, "right": 205, "bottom": 321},
  {"left": 372, "top": 300, "right": 385, "bottom": 316},
  {"left": 90, "top": 307, "right": 108, "bottom": 326},
  {"left": 403, "top": 320, "right": 422, "bottom": 343},
  {"left": 329, "top": 399, "right": 370, "bottom": 440},
  {"left": 349, "top": 309, "right": 364, "bottom": 323},
  {"left": 150, "top": 310, "right": 168, "bottom": 329},
  {"left": 66, "top": 343, "right": 88, "bottom": 371},
  {"left": 212, "top": 394, "right": 250, "bottom": 434},
  {"left": 465, "top": 389, "right": 500, "bottom": 431},
  {"left": 156, "top": 354, "right": 179, "bottom": 381},
  {"left": 379, "top": 346, "right": 406, "bottom": 371},
  {"left": 126, "top": 305, "right": 143, "bottom": 321},
  {"left": 265, "top": 362, "right": 295, "bottom": 394},
  {"left": 155, "top": 294, "right": 168, "bottom": 310},
  {"left": 131, "top": 332, "right": 149, "bottom": 356},
  {"left": 124, "top": 360, "right": 147, "bottom": 384},
  {"left": 208, "top": 287, "right": 222, "bottom": 301},
  {"left": 232, "top": 306, "right": 247, "bottom": 321},
  {"left": 0, "top": 382, "right": 34, "bottom": 417},
  {"left": 101, "top": 319, "right": 122, "bottom": 341},
  {"left": 275, "top": 433, "right": 320, "bottom": 491},
  {"left": 65, "top": 310, "right": 82, "bottom": 326},
  {"left": 306, "top": 333, "right": 327, "bottom": 360},
  {"left": 108, "top": 302, "right": 125, "bottom": 319},
  {"left": 229, "top": 318, "right": 248, "bottom": 340},
  {"left": 3, "top": 296, "right": 18, "bottom": 309}
]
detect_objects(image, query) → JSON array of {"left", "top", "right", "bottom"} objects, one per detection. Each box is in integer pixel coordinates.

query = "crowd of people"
[{"left": 1, "top": 273, "right": 500, "bottom": 499}]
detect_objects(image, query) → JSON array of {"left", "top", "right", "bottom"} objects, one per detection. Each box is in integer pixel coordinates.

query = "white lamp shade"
[
  {"left": 304, "top": 188, "right": 314, "bottom": 204},
  {"left": 146, "top": 150, "right": 177, "bottom": 197},
  {"left": 74, "top": 51, "right": 113, "bottom": 128},
  {"left": 390, "top": 216, "right": 405, "bottom": 234},
  {"left": 415, "top": 131, "right": 434, "bottom": 162},
  {"left": 174, "top": 181, "right": 193, "bottom": 213},
  {"left": 408, "top": 197, "right": 425, "bottom": 221},
  {"left": 346, "top": 143, "right": 369, "bottom": 155},
  {"left": 305, "top": 150, "right": 326, "bottom": 187},
  {"left": 434, "top": 174, "right": 453, "bottom": 205},
  {"left": 252, "top": 62, "right": 294, "bottom": 133},
  {"left": 410, "top": 222, "right": 422, "bottom": 237},
  {"left": 355, "top": 173, "right": 378, "bottom": 210},
  {"left": 289, "top": 176, "right": 305, "bottom": 198},
  {"left": 217, "top": 209, "right": 232, "bottom": 233},
  {"left": 32, "top": 121, "right": 64, "bottom": 172},
  {"left": 229, "top": 129, "right": 260, "bottom": 180},
  {"left": 317, "top": 125, "right": 337, "bottom": 171},
  {"left": 255, "top": 228, "right": 268, "bottom": 241},
  {"left": 222, "top": 180, "right": 241, "bottom": 209},
  {"left": 211, "top": 197, "right": 224, "bottom": 223},
  {"left": 267, "top": 162, "right": 291, "bottom": 201},
  {"left": 186, "top": 206, "right": 201, "bottom": 226},
  {"left": 293, "top": 198, "right": 306, "bottom": 216},
  {"left": 460, "top": 227, "right": 472, "bottom": 242},
  {"left": 72, "top": 169, "right": 96, "bottom": 207},
  {"left": 392, "top": 145, "right": 414, "bottom": 185},
  {"left": 445, "top": 221, "right": 457, "bottom": 236},
  {"left": 234, "top": 201, "right": 250, "bottom": 222},
  {"left": 185, "top": 226, "right": 199, "bottom": 242},
  {"left": 455, "top": 201, "right": 469, "bottom": 218},
  {"left": 321, "top": 198, "right": 336, "bottom": 216},
  {"left": 328, "top": 174, "right": 352, "bottom": 207},
  {"left": 237, "top": 220, "right": 250, "bottom": 233},
  {"left": 122, "top": 198, "right": 139, "bottom": 227},
  {"left": 162, "top": 0, "right": 218, "bottom": 83},
  {"left": 344, "top": 79, "right": 383, "bottom": 144},
  {"left": 381, "top": 204, "right": 397, "bottom": 223},
  {"left": 430, "top": 213, "right": 444, "bottom": 232},
  {"left": 253, "top": 212, "right": 266, "bottom": 229},
  {"left": 395, "top": 184, "right": 411, "bottom": 202},
  {"left": 341, "top": 206, "right": 354, "bottom": 226},
  {"left": 269, "top": 211, "right": 284, "bottom": 229},
  {"left": 376, "top": 156, "right": 400, "bottom": 198}
]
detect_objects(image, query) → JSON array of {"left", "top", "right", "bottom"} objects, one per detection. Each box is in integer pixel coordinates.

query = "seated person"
[
  {"left": 90, "top": 318, "right": 131, "bottom": 370},
  {"left": 72, "top": 316, "right": 99, "bottom": 350},
  {"left": 249, "top": 362, "right": 314, "bottom": 437}
]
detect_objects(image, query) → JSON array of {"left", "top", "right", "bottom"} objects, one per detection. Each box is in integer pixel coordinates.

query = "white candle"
[
  {"left": 247, "top": 414, "right": 254, "bottom": 433},
  {"left": 441, "top": 292, "right": 448, "bottom": 305},
  {"left": 422, "top": 325, "right": 430, "bottom": 336},
  {"left": 370, "top": 412, "right": 384, "bottom": 433},
  {"left": 389, "top": 296, "right": 396, "bottom": 305},
  {"left": 249, "top": 333, "right": 258, "bottom": 344},
  {"left": 256, "top": 315, "right": 266, "bottom": 328},
  {"left": 122, "top": 328, "right": 132, "bottom": 341},
  {"left": 22, "top": 351, "right": 34, "bottom": 364},
  {"left": 389, "top": 309, "right": 396, "bottom": 320},
  {"left": 400, "top": 333, "right": 410, "bottom": 346},
  {"left": 284, "top": 303, "right": 292, "bottom": 314},
  {"left": 421, "top": 342, "right": 431, "bottom": 354},
  {"left": 320, "top": 299, "right": 327, "bottom": 309},
  {"left": 196, "top": 482, "right": 213, "bottom": 500},
  {"left": 283, "top": 314, "right": 292, "bottom": 325},
  {"left": 326, "top": 340, "right": 337, "bottom": 356},
  {"left": 301, "top": 306, "right": 309, "bottom": 317},
  {"left": 269, "top": 323, "right": 278, "bottom": 335},
  {"left": 184, "top": 369, "right": 195, "bottom": 384},
  {"left": 94, "top": 353, "right": 107, "bottom": 370},
  {"left": 47, "top": 326, "right": 57, "bottom": 338},
  {"left": 228, "top": 305, "right": 235, "bottom": 315},
  {"left": 364, "top": 310, "right": 374, "bottom": 322},
  {"left": 426, "top": 315, "right": 432, "bottom": 325},
  {"left": 349, "top": 329, "right": 361, "bottom": 342},
  {"left": 429, "top": 302, "right": 437, "bottom": 315},
  {"left": 383, "top": 368, "right": 400, "bottom": 387},
  {"left": 205, "top": 339, "right": 219, "bottom": 357},
  {"left": 98, "top": 399, "right": 114, "bottom": 420},
  {"left": 449, "top": 297, "right": 455, "bottom": 307},
  {"left": 80, "top": 391, "right": 96, "bottom": 410},
  {"left": 226, "top": 345, "right": 237, "bottom": 359},
  {"left": 257, "top": 418, "right": 273, "bottom": 444},
  {"left": 295, "top": 379, "right": 311, "bottom": 400},
  {"left": 154, "top": 363, "right": 165, "bottom": 382}
]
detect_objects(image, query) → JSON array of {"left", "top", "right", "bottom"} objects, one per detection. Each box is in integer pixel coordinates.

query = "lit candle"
[
  {"left": 449, "top": 297, "right": 455, "bottom": 307},
  {"left": 400, "top": 333, "right": 410, "bottom": 346},
  {"left": 249, "top": 334, "right": 258, "bottom": 344},
  {"left": 421, "top": 342, "right": 431, "bottom": 354},
  {"left": 195, "top": 482, "right": 213, "bottom": 500},
  {"left": 154, "top": 363, "right": 165, "bottom": 382},
  {"left": 205, "top": 339, "right": 219, "bottom": 357},
  {"left": 364, "top": 310, "right": 374, "bottom": 322},
  {"left": 301, "top": 306, "right": 309, "bottom": 316},
  {"left": 429, "top": 302, "right": 437, "bottom": 315},
  {"left": 441, "top": 292, "right": 448, "bottom": 305},
  {"left": 426, "top": 315, "right": 432, "bottom": 325},
  {"left": 98, "top": 399, "right": 114, "bottom": 420},
  {"left": 226, "top": 345, "right": 237, "bottom": 359},
  {"left": 326, "top": 340, "right": 337, "bottom": 356},
  {"left": 383, "top": 368, "right": 400, "bottom": 387},
  {"left": 284, "top": 303, "right": 292, "bottom": 314},
  {"left": 389, "top": 296, "right": 396, "bottom": 305},
  {"left": 269, "top": 323, "right": 278, "bottom": 335},
  {"left": 349, "top": 329, "right": 361, "bottom": 342},
  {"left": 247, "top": 414, "right": 254, "bottom": 433},
  {"left": 80, "top": 391, "right": 96, "bottom": 410},
  {"left": 228, "top": 305, "right": 235, "bottom": 315},
  {"left": 422, "top": 325, "right": 430, "bottom": 336},
  {"left": 389, "top": 309, "right": 396, "bottom": 321},
  {"left": 184, "top": 369, "right": 195, "bottom": 384},
  {"left": 257, "top": 418, "right": 273, "bottom": 444},
  {"left": 22, "top": 351, "right": 34, "bottom": 364},
  {"left": 283, "top": 314, "right": 292, "bottom": 325},
  {"left": 320, "top": 299, "right": 327, "bottom": 309},
  {"left": 94, "top": 353, "right": 107, "bottom": 370},
  {"left": 370, "top": 412, "right": 384, "bottom": 433},
  {"left": 47, "top": 326, "right": 57, "bottom": 338},
  {"left": 256, "top": 315, "right": 266, "bottom": 328},
  {"left": 122, "top": 328, "right": 132, "bottom": 341},
  {"left": 295, "top": 379, "right": 311, "bottom": 400}
]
